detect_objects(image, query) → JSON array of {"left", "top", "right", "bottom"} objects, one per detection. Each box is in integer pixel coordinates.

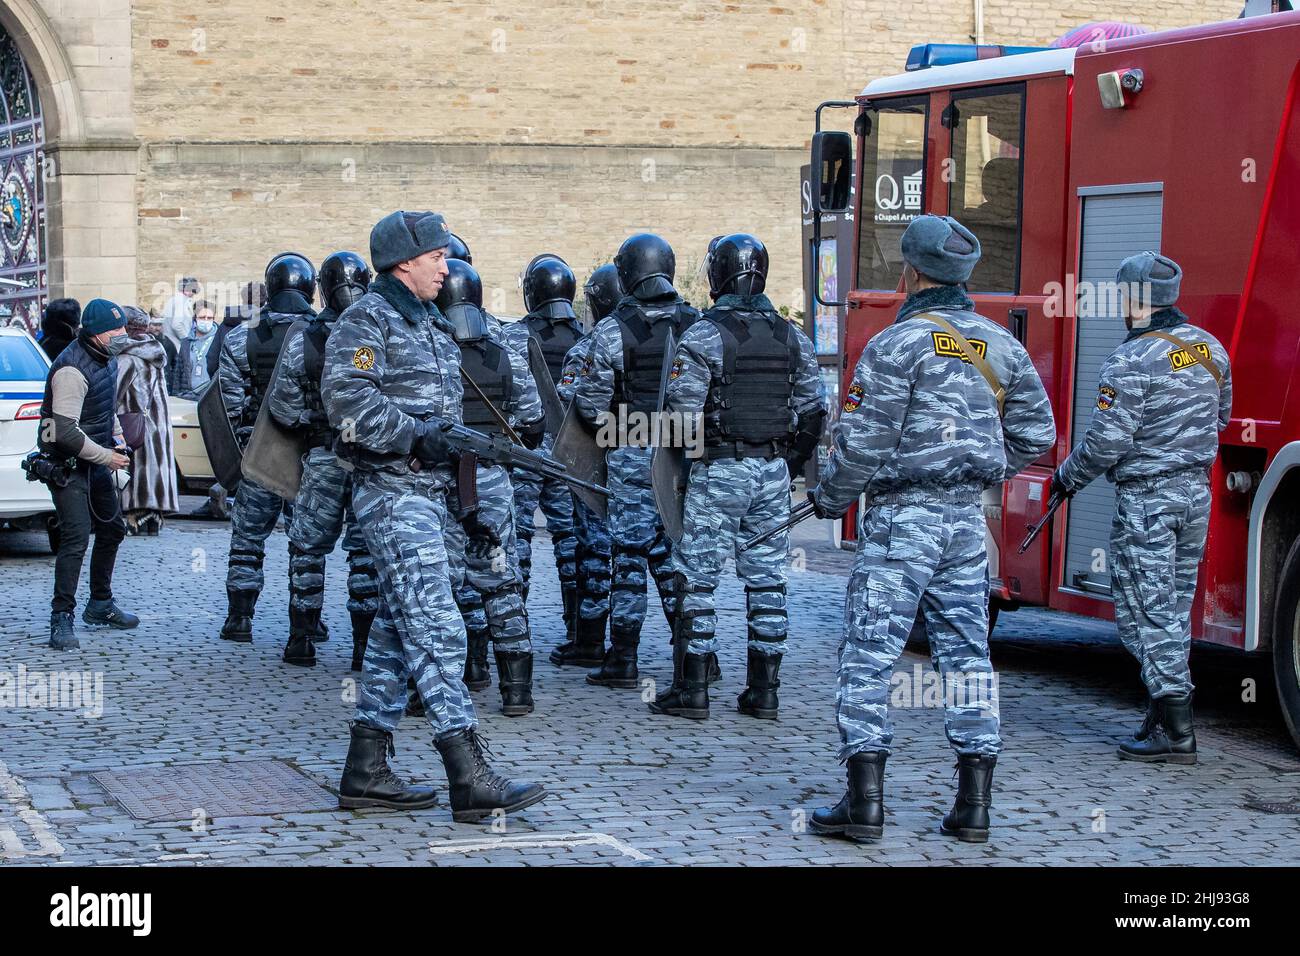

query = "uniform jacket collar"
[
  {"left": 1125, "top": 306, "right": 1190, "bottom": 342},
  {"left": 711, "top": 293, "right": 777, "bottom": 314},
  {"left": 896, "top": 284, "right": 975, "bottom": 323},
  {"left": 372, "top": 272, "right": 431, "bottom": 327}
]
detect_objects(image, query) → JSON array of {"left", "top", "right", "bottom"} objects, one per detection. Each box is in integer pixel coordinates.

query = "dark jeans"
[{"left": 50, "top": 463, "right": 127, "bottom": 614}]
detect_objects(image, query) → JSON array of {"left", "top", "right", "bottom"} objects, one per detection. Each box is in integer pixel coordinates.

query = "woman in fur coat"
[{"left": 115, "top": 306, "right": 179, "bottom": 534}]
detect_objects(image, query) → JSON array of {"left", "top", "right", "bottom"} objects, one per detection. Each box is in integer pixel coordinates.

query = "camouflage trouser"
[
  {"left": 350, "top": 470, "right": 476, "bottom": 737},
  {"left": 444, "top": 462, "right": 530, "bottom": 654},
  {"left": 286, "top": 448, "right": 379, "bottom": 616},
  {"left": 512, "top": 433, "right": 576, "bottom": 602},
  {"left": 837, "top": 486, "right": 1000, "bottom": 760},
  {"left": 676, "top": 456, "right": 790, "bottom": 658},
  {"left": 226, "top": 475, "right": 288, "bottom": 594},
  {"left": 1111, "top": 471, "right": 1210, "bottom": 699},
  {"left": 572, "top": 496, "right": 612, "bottom": 623},
  {"left": 606, "top": 446, "right": 676, "bottom": 639}
]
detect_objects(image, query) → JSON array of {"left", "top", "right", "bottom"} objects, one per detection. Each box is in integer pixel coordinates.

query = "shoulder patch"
[
  {"left": 352, "top": 346, "right": 376, "bottom": 371},
  {"left": 1096, "top": 384, "right": 1117, "bottom": 411},
  {"left": 560, "top": 372, "right": 576, "bottom": 387},
  {"left": 669, "top": 358, "right": 684, "bottom": 380},
  {"left": 931, "top": 330, "right": 988, "bottom": 362},
  {"left": 1166, "top": 342, "right": 1211, "bottom": 373},
  {"left": 843, "top": 382, "right": 864, "bottom": 413}
]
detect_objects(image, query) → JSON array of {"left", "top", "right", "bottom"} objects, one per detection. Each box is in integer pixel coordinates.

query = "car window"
[{"left": 0, "top": 335, "right": 50, "bottom": 381}]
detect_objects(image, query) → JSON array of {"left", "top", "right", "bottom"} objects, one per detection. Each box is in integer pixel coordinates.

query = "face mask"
[
  {"left": 196, "top": 320, "right": 215, "bottom": 335},
  {"left": 106, "top": 333, "right": 131, "bottom": 354}
]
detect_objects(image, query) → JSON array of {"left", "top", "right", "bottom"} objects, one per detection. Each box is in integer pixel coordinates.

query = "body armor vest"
[
  {"left": 244, "top": 315, "right": 294, "bottom": 422},
  {"left": 524, "top": 314, "right": 581, "bottom": 385},
  {"left": 300, "top": 315, "right": 333, "bottom": 448},
  {"left": 458, "top": 339, "right": 515, "bottom": 435},
  {"left": 612, "top": 299, "right": 697, "bottom": 414},
  {"left": 703, "top": 309, "right": 800, "bottom": 455}
]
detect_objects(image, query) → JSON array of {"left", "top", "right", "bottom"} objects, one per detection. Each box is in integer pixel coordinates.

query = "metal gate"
[
  {"left": 1063, "top": 184, "right": 1163, "bottom": 597},
  {"left": 0, "top": 26, "right": 46, "bottom": 334}
]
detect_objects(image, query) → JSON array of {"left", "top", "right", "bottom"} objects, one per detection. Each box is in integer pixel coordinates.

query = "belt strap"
[
  {"left": 1140, "top": 330, "right": 1225, "bottom": 389},
  {"left": 920, "top": 312, "right": 1005, "bottom": 416}
]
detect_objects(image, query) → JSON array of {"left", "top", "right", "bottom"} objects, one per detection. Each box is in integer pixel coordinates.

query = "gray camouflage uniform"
[
  {"left": 818, "top": 285, "right": 1055, "bottom": 759},
  {"left": 322, "top": 272, "right": 476, "bottom": 737},
  {"left": 1057, "top": 308, "right": 1231, "bottom": 699}
]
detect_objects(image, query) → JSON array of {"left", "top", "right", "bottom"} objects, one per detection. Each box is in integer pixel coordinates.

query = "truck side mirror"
[{"left": 810, "top": 131, "right": 853, "bottom": 215}]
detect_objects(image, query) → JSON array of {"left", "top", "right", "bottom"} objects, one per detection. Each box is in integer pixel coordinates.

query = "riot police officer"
[
  {"left": 436, "top": 258, "right": 546, "bottom": 716},
  {"left": 547, "top": 263, "right": 620, "bottom": 668},
  {"left": 808, "top": 215, "right": 1055, "bottom": 844},
  {"left": 266, "top": 251, "right": 380, "bottom": 669},
  {"left": 217, "top": 253, "right": 317, "bottom": 645},
  {"left": 654, "top": 235, "right": 825, "bottom": 720},
  {"left": 503, "top": 255, "right": 582, "bottom": 634},
  {"left": 1053, "top": 252, "right": 1231, "bottom": 764},
  {"left": 572, "top": 234, "right": 700, "bottom": 689},
  {"left": 323, "top": 210, "right": 545, "bottom": 818}
]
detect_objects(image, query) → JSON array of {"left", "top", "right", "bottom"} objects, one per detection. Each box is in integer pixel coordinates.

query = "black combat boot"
[
  {"left": 552, "top": 611, "right": 606, "bottom": 667},
  {"left": 1118, "top": 694, "right": 1197, "bottom": 764},
  {"left": 312, "top": 617, "right": 330, "bottom": 643},
  {"left": 737, "top": 647, "right": 782, "bottom": 720},
  {"left": 586, "top": 626, "right": 640, "bottom": 688},
  {"left": 349, "top": 610, "right": 374, "bottom": 672},
  {"left": 434, "top": 728, "right": 547, "bottom": 822},
  {"left": 49, "top": 612, "right": 78, "bottom": 650},
  {"left": 462, "top": 626, "right": 491, "bottom": 691},
  {"left": 283, "top": 605, "right": 317, "bottom": 667},
  {"left": 219, "top": 588, "right": 256, "bottom": 643},
  {"left": 495, "top": 651, "right": 535, "bottom": 717},
  {"left": 338, "top": 722, "right": 439, "bottom": 811},
  {"left": 548, "top": 589, "right": 580, "bottom": 666},
  {"left": 810, "top": 751, "right": 886, "bottom": 843},
  {"left": 648, "top": 645, "right": 710, "bottom": 720},
  {"left": 940, "top": 754, "right": 997, "bottom": 843}
]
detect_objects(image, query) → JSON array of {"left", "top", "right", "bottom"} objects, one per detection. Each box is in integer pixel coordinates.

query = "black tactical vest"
[
  {"left": 459, "top": 339, "right": 515, "bottom": 435},
  {"left": 703, "top": 309, "right": 800, "bottom": 455},
  {"left": 244, "top": 315, "right": 294, "bottom": 421},
  {"left": 300, "top": 315, "right": 333, "bottom": 448},
  {"left": 524, "top": 314, "right": 581, "bottom": 385},
  {"left": 612, "top": 298, "right": 698, "bottom": 414}
]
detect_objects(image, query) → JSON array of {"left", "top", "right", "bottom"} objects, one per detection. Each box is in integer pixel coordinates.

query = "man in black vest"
[
  {"left": 437, "top": 259, "right": 546, "bottom": 714},
  {"left": 572, "top": 233, "right": 701, "bottom": 689},
  {"left": 265, "top": 251, "right": 380, "bottom": 669},
  {"left": 40, "top": 298, "right": 139, "bottom": 650},
  {"left": 216, "top": 253, "right": 317, "bottom": 644}
]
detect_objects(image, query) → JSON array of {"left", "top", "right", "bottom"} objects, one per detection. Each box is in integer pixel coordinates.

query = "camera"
[{"left": 21, "top": 451, "right": 75, "bottom": 489}]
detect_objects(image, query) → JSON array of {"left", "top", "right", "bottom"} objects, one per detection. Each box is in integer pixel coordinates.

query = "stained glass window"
[{"left": 0, "top": 26, "right": 46, "bottom": 335}]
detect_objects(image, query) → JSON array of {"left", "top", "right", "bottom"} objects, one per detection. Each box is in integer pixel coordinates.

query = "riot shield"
[
  {"left": 650, "top": 329, "right": 688, "bottom": 542},
  {"left": 240, "top": 320, "right": 312, "bottom": 500},
  {"left": 527, "top": 336, "right": 565, "bottom": 436},
  {"left": 197, "top": 377, "right": 243, "bottom": 492},
  {"left": 552, "top": 400, "right": 607, "bottom": 518}
]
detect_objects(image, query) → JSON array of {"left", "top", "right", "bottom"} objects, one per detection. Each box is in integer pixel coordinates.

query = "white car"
[
  {"left": 167, "top": 393, "right": 216, "bottom": 493},
  {"left": 0, "top": 326, "right": 56, "bottom": 549}
]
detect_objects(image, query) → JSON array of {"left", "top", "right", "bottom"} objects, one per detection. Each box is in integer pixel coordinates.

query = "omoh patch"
[
  {"left": 843, "top": 382, "right": 865, "bottom": 412},
  {"left": 352, "top": 346, "right": 376, "bottom": 371}
]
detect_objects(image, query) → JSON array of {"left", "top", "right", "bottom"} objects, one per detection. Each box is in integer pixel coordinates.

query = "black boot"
[
  {"left": 737, "top": 648, "right": 782, "bottom": 720},
  {"left": 338, "top": 722, "right": 439, "bottom": 810},
  {"left": 349, "top": 610, "right": 374, "bottom": 672},
  {"left": 648, "top": 645, "right": 709, "bottom": 720},
  {"left": 552, "top": 611, "right": 606, "bottom": 667},
  {"left": 462, "top": 627, "right": 491, "bottom": 691},
  {"left": 83, "top": 597, "right": 139, "bottom": 629},
  {"left": 810, "top": 751, "right": 886, "bottom": 843},
  {"left": 434, "top": 728, "right": 547, "bottom": 822},
  {"left": 548, "top": 588, "right": 581, "bottom": 665},
  {"left": 495, "top": 650, "right": 535, "bottom": 717},
  {"left": 219, "top": 588, "right": 256, "bottom": 643},
  {"left": 586, "top": 627, "right": 640, "bottom": 688},
  {"left": 283, "top": 606, "right": 317, "bottom": 667},
  {"left": 706, "top": 652, "right": 722, "bottom": 684},
  {"left": 312, "top": 617, "right": 330, "bottom": 643},
  {"left": 1118, "top": 694, "right": 1197, "bottom": 764},
  {"left": 940, "top": 754, "right": 996, "bottom": 843},
  {"left": 49, "top": 612, "right": 78, "bottom": 650}
]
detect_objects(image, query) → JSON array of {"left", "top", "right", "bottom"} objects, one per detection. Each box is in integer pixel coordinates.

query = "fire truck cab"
[{"left": 809, "top": 11, "right": 1300, "bottom": 746}]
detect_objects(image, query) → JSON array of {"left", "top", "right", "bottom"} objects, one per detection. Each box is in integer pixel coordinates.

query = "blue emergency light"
[{"left": 905, "top": 43, "right": 1050, "bottom": 71}]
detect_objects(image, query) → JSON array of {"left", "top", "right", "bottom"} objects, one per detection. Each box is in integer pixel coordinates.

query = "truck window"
[
  {"left": 948, "top": 85, "right": 1025, "bottom": 294},
  {"left": 856, "top": 98, "right": 928, "bottom": 291}
]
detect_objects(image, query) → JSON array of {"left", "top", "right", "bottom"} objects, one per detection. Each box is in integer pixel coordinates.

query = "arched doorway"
[{"left": 0, "top": 24, "right": 46, "bottom": 334}]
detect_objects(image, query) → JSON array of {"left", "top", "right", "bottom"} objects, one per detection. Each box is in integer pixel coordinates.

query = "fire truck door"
[{"left": 1064, "top": 184, "right": 1164, "bottom": 598}]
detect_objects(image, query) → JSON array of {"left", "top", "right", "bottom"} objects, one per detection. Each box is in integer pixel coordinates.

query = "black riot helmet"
[
  {"left": 707, "top": 233, "right": 769, "bottom": 297},
  {"left": 615, "top": 233, "right": 676, "bottom": 300},
  {"left": 435, "top": 258, "right": 489, "bottom": 343},
  {"left": 318, "top": 251, "right": 372, "bottom": 313},
  {"left": 522, "top": 254, "right": 577, "bottom": 320},
  {"left": 265, "top": 252, "right": 317, "bottom": 306},
  {"left": 446, "top": 233, "right": 472, "bottom": 264},
  {"left": 582, "top": 263, "right": 624, "bottom": 326}
]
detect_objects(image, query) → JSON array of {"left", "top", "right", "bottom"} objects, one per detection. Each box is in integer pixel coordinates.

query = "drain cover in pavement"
[{"left": 92, "top": 759, "right": 336, "bottom": 821}]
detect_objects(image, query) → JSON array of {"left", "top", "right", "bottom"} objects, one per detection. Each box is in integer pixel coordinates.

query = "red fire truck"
[{"left": 807, "top": 10, "right": 1300, "bottom": 746}]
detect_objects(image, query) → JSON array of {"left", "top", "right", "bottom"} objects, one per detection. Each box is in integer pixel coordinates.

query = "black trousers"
[{"left": 50, "top": 464, "right": 126, "bottom": 615}]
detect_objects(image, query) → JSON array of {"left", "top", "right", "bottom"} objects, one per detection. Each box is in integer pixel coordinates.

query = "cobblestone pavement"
[{"left": 0, "top": 500, "right": 1297, "bottom": 867}]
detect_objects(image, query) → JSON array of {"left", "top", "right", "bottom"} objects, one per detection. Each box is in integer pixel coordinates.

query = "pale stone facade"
[{"left": 0, "top": 0, "right": 1240, "bottom": 315}]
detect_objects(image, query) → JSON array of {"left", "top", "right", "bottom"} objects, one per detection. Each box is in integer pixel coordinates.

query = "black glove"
[
  {"left": 807, "top": 487, "right": 836, "bottom": 520},
  {"left": 461, "top": 509, "right": 501, "bottom": 560},
  {"left": 519, "top": 418, "right": 546, "bottom": 450},
  {"left": 1049, "top": 469, "right": 1071, "bottom": 500},
  {"left": 411, "top": 419, "right": 454, "bottom": 465}
]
